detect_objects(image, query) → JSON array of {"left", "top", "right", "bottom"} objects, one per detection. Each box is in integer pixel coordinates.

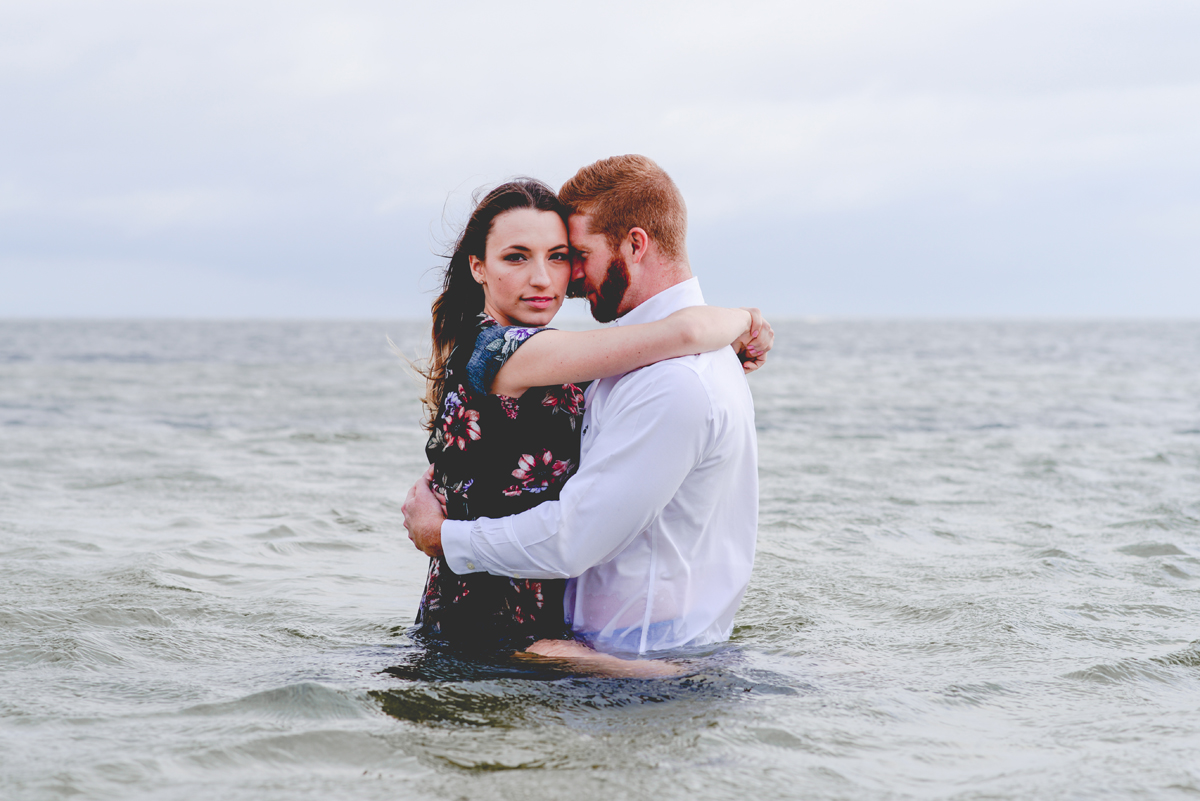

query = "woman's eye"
[
  {"left": 503, "top": 253, "right": 526, "bottom": 263},
  {"left": 549, "top": 252, "right": 568, "bottom": 262}
]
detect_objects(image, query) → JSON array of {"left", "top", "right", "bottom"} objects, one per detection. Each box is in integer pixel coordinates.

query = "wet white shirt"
[{"left": 440, "top": 278, "right": 759, "bottom": 655}]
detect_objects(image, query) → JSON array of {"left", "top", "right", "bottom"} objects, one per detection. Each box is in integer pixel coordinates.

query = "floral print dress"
[{"left": 416, "top": 316, "right": 586, "bottom": 650}]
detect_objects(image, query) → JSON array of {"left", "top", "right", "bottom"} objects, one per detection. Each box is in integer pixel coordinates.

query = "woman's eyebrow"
[{"left": 501, "top": 244, "right": 532, "bottom": 252}]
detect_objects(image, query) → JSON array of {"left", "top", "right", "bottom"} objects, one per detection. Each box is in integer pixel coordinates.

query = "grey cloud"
[{"left": 1, "top": 0, "right": 1197, "bottom": 317}]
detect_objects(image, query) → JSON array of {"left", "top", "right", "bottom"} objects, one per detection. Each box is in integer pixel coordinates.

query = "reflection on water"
[{"left": 2, "top": 319, "right": 1199, "bottom": 800}]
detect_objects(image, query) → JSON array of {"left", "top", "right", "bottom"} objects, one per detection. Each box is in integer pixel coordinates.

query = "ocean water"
[{"left": 1, "top": 318, "right": 1199, "bottom": 800}]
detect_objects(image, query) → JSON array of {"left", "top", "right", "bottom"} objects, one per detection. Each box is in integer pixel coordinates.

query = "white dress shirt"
[{"left": 441, "top": 278, "right": 759, "bottom": 655}]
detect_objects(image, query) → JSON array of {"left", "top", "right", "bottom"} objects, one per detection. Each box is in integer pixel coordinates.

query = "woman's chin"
[
  {"left": 513, "top": 315, "right": 556, "bottom": 328},
  {"left": 509, "top": 305, "right": 560, "bottom": 327}
]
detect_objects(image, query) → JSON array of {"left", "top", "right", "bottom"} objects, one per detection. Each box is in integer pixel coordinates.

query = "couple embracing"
[{"left": 402, "top": 155, "right": 772, "bottom": 671}]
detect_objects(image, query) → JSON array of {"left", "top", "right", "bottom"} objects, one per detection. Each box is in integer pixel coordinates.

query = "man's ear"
[
  {"left": 468, "top": 255, "right": 485, "bottom": 284},
  {"left": 627, "top": 228, "right": 649, "bottom": 265}
]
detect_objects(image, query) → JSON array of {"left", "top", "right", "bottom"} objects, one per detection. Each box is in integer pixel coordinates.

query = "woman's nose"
[{"left": 528, "top": 259, "right": 551, "bottom": 287}]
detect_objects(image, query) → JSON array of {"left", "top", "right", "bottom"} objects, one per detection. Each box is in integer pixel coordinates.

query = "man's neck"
[{"left": 620, "top": 259, "right": 693, "bottom": 316}]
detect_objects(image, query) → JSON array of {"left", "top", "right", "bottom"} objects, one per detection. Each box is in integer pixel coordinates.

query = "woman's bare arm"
[{"left": 491, "top": 305, "right": 770, "bottom": 397}]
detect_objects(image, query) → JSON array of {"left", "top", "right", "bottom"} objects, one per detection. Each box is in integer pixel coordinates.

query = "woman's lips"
[{"left": 523, "top": 296, "right": 555, "bottom": 309}]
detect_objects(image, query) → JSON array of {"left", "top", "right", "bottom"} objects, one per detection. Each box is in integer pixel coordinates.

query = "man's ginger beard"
[{"left": 570, "top": 253, "right": 631, "bottom": 324}]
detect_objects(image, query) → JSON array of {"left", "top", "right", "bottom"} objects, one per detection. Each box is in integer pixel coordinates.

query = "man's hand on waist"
[{"left": 403, "top": 465, "right": 446, "bottom": 558}]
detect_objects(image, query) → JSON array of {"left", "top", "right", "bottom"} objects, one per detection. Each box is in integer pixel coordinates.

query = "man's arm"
[
  {"left": 402, "top": 315, "right": 770, "bottom": 559},
  {"left": 427, "top": 360, "right": 714, "bottom": 579}
]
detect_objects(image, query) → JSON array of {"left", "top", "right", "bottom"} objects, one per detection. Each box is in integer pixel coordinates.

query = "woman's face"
[{"left": 469, "top": 208, "right": 570, "bottom": 327}]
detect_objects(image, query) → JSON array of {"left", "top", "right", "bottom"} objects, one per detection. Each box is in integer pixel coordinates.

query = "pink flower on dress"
[
  {"left": 503, "top": 449, "right": 574, "bottom": 495},
  {"left": 442, "top": 405, "right": 481, "bottom": 451},
  {"left": 542, "top": 384, "right": 584, "bottom": 430},
  {"left": 499, "top": 395, "right": 520, "bottom": 420},
  {"left": 542, "top": 384, "right": 584, "bottom": 416}
]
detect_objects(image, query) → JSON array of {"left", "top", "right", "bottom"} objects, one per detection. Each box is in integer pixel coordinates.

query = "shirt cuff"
[{"left": 441, "top": 518, "right": 482, "bottom": 574}]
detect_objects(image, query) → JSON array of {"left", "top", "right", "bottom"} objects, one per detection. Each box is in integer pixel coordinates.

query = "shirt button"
[{"left": 466, "top": 561, "right": 475, "bottom": 571}]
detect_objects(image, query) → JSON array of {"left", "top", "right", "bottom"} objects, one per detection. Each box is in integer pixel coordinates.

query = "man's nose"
[{"left": 571, "top": 258, "right": 584, "bottom": 281}]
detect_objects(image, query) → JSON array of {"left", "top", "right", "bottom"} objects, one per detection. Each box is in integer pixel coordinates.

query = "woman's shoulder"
[
  {"left": 471, "top": 314, "right": 547, "bottom": 354},
  {"left": 465, "top": 315, "right": 552, "bottom": 396}
]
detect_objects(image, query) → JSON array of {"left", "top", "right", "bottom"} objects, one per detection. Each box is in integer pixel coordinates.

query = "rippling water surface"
[{"left": 2, "top": 319, "right": 1199, "bottom": 800}]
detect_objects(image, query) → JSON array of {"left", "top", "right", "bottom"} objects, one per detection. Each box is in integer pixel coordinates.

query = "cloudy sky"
[{"left": 2, "top": 0, "right": 1197, "bottom": 318}]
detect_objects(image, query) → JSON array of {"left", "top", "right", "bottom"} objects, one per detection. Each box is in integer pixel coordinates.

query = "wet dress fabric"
[{"left": 415, "top": 316, "right": 585, "bottom": 650}]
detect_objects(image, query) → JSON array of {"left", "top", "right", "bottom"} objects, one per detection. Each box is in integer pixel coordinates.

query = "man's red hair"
[{"left": 559, "top": 155, "right": 688, "bottom": 261}]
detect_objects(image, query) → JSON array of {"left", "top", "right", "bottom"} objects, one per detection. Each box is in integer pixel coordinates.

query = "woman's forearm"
[{"left": 490, "top": 306, "right": 751, "bottom": 397}]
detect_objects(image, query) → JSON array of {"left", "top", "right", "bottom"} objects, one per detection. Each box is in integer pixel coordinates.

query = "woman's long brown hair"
[{"left": 420, "top": 179, "right": 569, "bottom": 429}]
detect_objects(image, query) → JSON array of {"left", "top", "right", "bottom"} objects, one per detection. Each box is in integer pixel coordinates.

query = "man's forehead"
[{"left": 567, "top": 213, "right": 596, "bottom": 237}]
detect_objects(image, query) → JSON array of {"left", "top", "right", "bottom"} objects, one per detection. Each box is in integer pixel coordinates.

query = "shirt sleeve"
[
  {"left": 442, "top": 360, "right": 713, "bottom": 578},
  {"left": 464, "top": 324, "right": 548, "bottom": 396}
]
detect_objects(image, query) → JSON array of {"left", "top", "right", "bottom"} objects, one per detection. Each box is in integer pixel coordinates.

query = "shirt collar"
[{"left": 613, "top": 277, "right": 706, "bottom": 327}]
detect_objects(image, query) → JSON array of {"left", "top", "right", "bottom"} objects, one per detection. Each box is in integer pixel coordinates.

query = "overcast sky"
[{"left": 2, "top": 0, "right": 1197, "bottom": 318}]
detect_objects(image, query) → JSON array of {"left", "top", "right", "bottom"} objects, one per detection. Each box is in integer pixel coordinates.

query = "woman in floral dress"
[{"left": 415, "top": 179, "right": 766, "bottom": 653}]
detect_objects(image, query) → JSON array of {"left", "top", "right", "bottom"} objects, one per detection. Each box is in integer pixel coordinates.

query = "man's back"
[{"left": 564, "top": 334, "right": 759, "bottom": 654}]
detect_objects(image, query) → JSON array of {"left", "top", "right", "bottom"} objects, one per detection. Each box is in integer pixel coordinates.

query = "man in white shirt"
[{"left": 403, "top": 155, "right": 766, "bottom": 656}]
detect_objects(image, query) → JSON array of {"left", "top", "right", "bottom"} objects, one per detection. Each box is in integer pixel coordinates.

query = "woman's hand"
[{"left": 733, "top": 308, "right": 773, "bottom": 373}]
